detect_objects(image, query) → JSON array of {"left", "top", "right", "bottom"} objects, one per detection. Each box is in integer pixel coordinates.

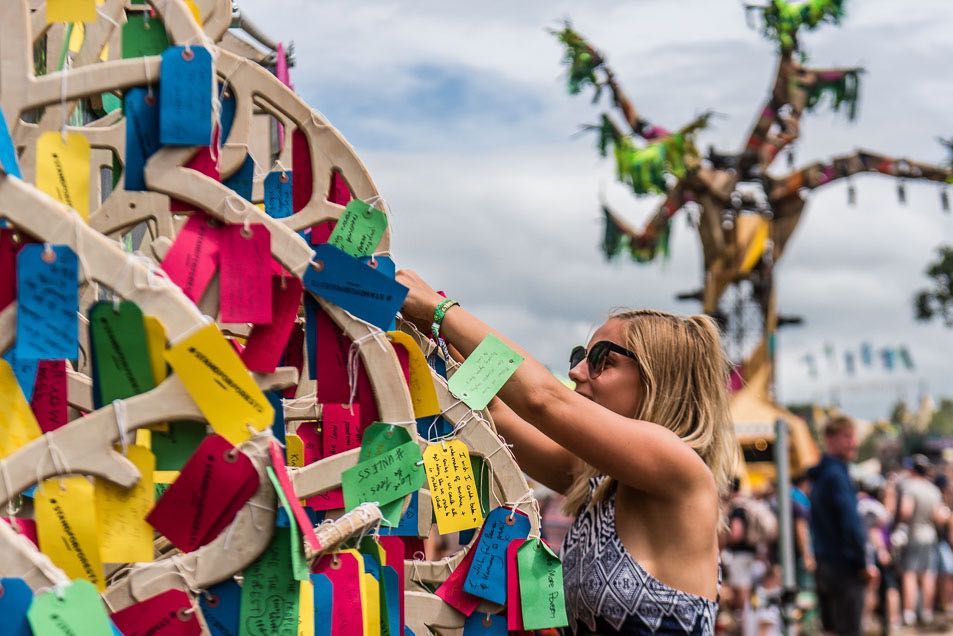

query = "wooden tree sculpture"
[{"left": 554, "top": 1, "right": 952, "bottom": 477}]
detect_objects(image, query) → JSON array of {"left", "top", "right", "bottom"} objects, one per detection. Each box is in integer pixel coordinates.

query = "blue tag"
[
  {"left": 462, "top": 507, "right": 530, "bottom": 604},
  {"left": 110, "top": 622, "right": 124, "bottom": 636},
  {"left": 266, "top": 390, "right": 286, "bottom": 446},
  {"left": 359, "top": 255, "right": 397, "bottom": 331},
  {"left": 264, "top": 172, "right": 293, "bottom": 219},
  {"left": 303, "top": 244, "right": 408, "bottom": 331},
  {"left": 0, "top": 107, "right": 22, "bottom": 178},
  {"left": 275, "top": 506, "right": 291, "bottom": 528},
  {"left": 3, "top": 348, "right": 39, "bottom": 400},
  {"left": 379, "top": 491, "right": 419, "bottom": 537},
  {"left": 304, "top": 293, "right": 318, "bottom": 381},
  {"left": 201, "top": 578, "right": 242, "bottom": 636},
  {"left": 382, "top": 565, "right": 401, "bottom": 636},
  {"left": 416, "top": 414, "right": 453, "bottom": 441},
  {"left": 159, "top": 46, "right": 213, "bottom": 146},
  {"left": 219, "top": 90, "right": 236, "bottom": 144},
  {"left": 463, "top": 613, "right": 507, "bottom": 635},
  {"left": 15, "top": 245, "right": 79, "bottom": 361},
  {"left": 23, "top": 484, "right": 37, "bottom": 498},
  {"left": 223, "top": 154, "right": 255, "bottom": 201},
  {"left": 405, "top": 627, "right": 416, "bottom": 636},
  {"left": 123, "top": 87, "right": 161, "bottom": 191},
  {"left": 0, "top": 578, "right": 32, "bottom": 636},
  {"left": 429, "top": 352, "right": 448, "bottom": 380},
  {"left": 311, "top": 573, "right": 333, "bottom": 636}
]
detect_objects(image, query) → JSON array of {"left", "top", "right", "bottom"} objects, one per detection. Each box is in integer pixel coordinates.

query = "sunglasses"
[{"left": 569, "top": 340, "right": 637, "bottom": 378}]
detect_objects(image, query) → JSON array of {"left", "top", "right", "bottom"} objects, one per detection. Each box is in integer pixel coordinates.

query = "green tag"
[
  {"left": 359, "top": 423, "right": 413, "bottom": 526},
  {"left": 89, "top": 300, "right": 155, "bottom": 409},
  {"left": 327, "top": 200, "right": 387, "bottom": 257},
  {"left": 448, "top": 334, "right": 524, "bottom": 410},
  {"left": 101, "top": 92, "right": 122, "bottom": 114},
  {"left": 121, "top": 13, "right": 170, "bottom": 59},
  {"left": 27, "top": 580, "right": 113, "bottom": 636},
  {"left": 470, "top": 455, "right": 491, "bottom": 517},
  {"left": 152, "top": 421, "right": 206, "bottom": 471},
  {"left": 240, "top": 526, "right": 300, "bottom": 635},
  {"left": 266, "top": 466, "right": 310, "bottom": 582},
  {"left": 518, "top": 538, "right": 568, "bottom": 630},
  {"left": 342, "top": 440, "right": 424, "bottom": 512}
]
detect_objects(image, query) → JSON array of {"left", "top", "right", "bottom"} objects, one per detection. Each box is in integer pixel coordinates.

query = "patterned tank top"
[{"left": 560, "top": 478, "right": 719, "bottom": 635}]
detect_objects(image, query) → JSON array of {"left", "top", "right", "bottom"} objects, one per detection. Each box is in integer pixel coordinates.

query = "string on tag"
[
  {"left": 505, "top": 490, "right": 535, "bottom": 522},
  {"left": 95, "top": 6, "right": 121, "bottom": 28},
  {"left": 113, "top": 399, "right": 129, "bottom": 455},
  {"left": 60, "top": 55, "right": 71, "bottom": 140},
  {"left": 345, "top": 330, "right": 387, "bottom": 411},
  {"left": 143, "top": 56, "right": 155, "bottom": 101},
  {"left": 0, "top": 458, "right": 19, "bottom": 520},
  {"left": 37, "top": 433, "right": 73, "bottom": 493}
]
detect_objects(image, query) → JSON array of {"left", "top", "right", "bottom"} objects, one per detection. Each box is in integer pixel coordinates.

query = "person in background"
[
  {"left": 856, "top": 475, "right": 894, "bottom": 634},
  {"left": 899, "top": 454, "right": 946, "bottom": 626},
  {"left": 809, "top": 415, "right": 872, "bottom": 636},
  {"left": 933, "top": 473, "right": 953, "bottom": 617},
  {"left": 790, "top": 472, "right": 815, "bottom": 590}
]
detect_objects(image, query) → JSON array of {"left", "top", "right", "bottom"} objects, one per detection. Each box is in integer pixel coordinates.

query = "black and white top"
[{"left": 561, "top": 478, "right": 719, "bottom": 635}]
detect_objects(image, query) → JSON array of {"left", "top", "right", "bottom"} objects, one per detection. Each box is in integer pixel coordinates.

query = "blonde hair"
[{"left": 563, "top": 309, "right": 739, "bottom": 515}]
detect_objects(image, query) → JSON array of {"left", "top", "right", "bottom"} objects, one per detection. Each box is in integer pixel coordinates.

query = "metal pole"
[{"left": 774, "top": 417, "right": 797, "bottom": 635}]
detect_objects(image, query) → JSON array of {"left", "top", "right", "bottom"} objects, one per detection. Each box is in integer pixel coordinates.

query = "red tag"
[
  {"left": 312, "top": 551, "right": 364, "bottom": 636},
  {"left": 241, "top": 275, "right": 303, "bottom": 373},
  {"left": 392, "top": 343, "right": 411, "bottom": 385},
  {"left": 171, "top": 132, "right": 220, "bottom": 212},
  {"left": 306, "top": 488, "right": 344, "bottom": 511},
  {"left": 435, "top": 526, "right": 484, "bottom": 616},
  {"left": 160, "top": 213, "right": 220, "bottom": 303},
  {"left": 309, "top": 220, "right": 336, "bottom": 246},
  {"left": 379, "top": 536, "right": 406, "bottom": 630},
  {"left": 321, "top": 403, "right": 360, "bottom": 457},
  {"left": 146, "top": 434, "right": 258, "bottom": 552},
  {"left": 3, "top": 517, "right": 38, "bottom": 546},
  {"left": 507, "top": 538, "right": 527, "bottom": 631},
  {"left": 0, "top": 229, "right": 30, "bottom": 312},
  {"left": 31, "top": 360, "right": 67, "bottom": 432},
  {"left": 281, "top": 325, "right": 305, "bottom": 399},
  {"left": 328, "top": 170, "right": 352, "bottom": 205},
  {"left": 269, "top": 441, "right": 321, "bottom": 553},
  {"left": 291, "top": 129, "right": 312, "bottom": 213},
  {"left": 111, "top": 589, "right": 200, "bottom": 635},
  {"left": 295, "top": 421, "right": 321, "bottom": 463},
  {"left": 218, "top": 224, "right": 273, "bottom": 324},
  {"left": 314, "top": 306, "right": 380, "bottom": 431}
]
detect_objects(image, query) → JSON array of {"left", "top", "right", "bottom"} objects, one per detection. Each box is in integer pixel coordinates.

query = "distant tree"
[
  {"left": 915, "top": 245, "right": 953, "bottom": 328},
  {"left": 927, "top": 399, "right": 953, "bottom": 438},
  {"left": 888, "top": 399, "right": 909, "bottom": 427}
]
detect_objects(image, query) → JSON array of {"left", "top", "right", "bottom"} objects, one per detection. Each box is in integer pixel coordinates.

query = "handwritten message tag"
[
  {"left": 159, "top": 46, "right": 213, "bottom": 146},
  {"left": 359, "top": 423, "right": 413, "bottom": 526},
  {"left": 424, "top": 440, "right": 483, "bottom": 534},
  {"left": 164, "top": 323, "right": 273, "bottom": 446},
  {"left": 448, "top": 334, "right": 523, "bottom": 410},
  {"left": 242, "top": 275, "right": 303, "bottom": 373},
  {"left": 200, "top": 578, "right": 241, "bottom": 636},
  {"left": 303, "top": 243, "right": 408, "bottom": 331},
  {"left": 0, "top": 107, "right": 22, "bottom": 178},
  {"left": 219, "top": 224, "right": 272, "bottom": 324},
  {"left": 110, "top": 589, "right": 200, "bottom": 635},
  {"left": 321, "top": 403, "right": 361, "bottom": 456},
  {"left": 264, "top": 171, "right": 293, "bottom": 218},
  {"left": 16, "top": 244, "right": 79, "bottom": 360},
  {"left": 123, "top": 87, "right": 161, "bottom": 191},
  {"left": 435, "top": 525, "right": 484, "bottom": 616},
  {"left": 121, "top": 13, "right": 170, "bottom": 59},
  {"left": 0, "top": 358, "right": 42, "bottom": 458},
  {"left": 341, "top": 440, "right": 424, "bottom": 512},
  {"left": 46, "top": 0, "right": 95, "bottom": 22},
  {"left": 311, "top": 551, "right": 363, "bottom": 636},
  {"left": 463, "top": 614, "right": 507, "bottom": 635},
  {"left": 0, "top": 577, "right": 32, "bottom": 636},
  {"left": 28, "top": 580, "right": 113, "bottom": 636},
  {"left": 95, "top": 445, "right": 155, "bottom": 563},
  {"left": 269, "top": 441, "right": 322, "bottom": 554},
  {"left": 240, "top": 527, "right": 300, "bottom": 636},
  {"left": 35, "top": 477, "right": 106, "bottom": 590},
  {"left": 328, "top": 200, "right": 387, "bottom": 258},
  {"left": 378, "top": 490, "right": 420, "bottom": 538},
  {"left": 160, "top": 214, "right": 220, "bottom": 303},
  {"left": 387, "top": 332, "right": 440, "bottom": 418},
  {"left": 89, "top": 301, "right": 155, "bottom": 408},
  {"left": 462, "top": 507, "right": 530, "bottom": 604},
  {"left": 31, "top": 360, "right": 67, "bottom": 432},
  {"left": 266, "top": 467, "right": 310, "bottom": 583},
  {"left": 36, "top": 132, "right": 90, "bottom": 220},
  {"left": 518, "top": 538, "right": 568, "bottom": 630}
]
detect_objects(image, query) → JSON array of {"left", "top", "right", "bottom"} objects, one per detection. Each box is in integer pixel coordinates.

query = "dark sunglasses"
[{"left": 569, "top": 341, "right": 637, "bottom": 377}]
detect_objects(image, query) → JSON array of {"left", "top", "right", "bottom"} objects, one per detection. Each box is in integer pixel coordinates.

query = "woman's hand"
[{"left": 396, "top": 269, "right": 445, "bottom": 329}]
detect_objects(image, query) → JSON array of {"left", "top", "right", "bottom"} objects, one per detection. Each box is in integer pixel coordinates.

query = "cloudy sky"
[{"left": 238, "top": 0, "right": 953, "bottom": 420}]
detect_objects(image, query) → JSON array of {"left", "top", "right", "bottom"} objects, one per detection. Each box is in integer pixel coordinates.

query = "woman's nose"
[{"left": 568, "top": 360, "right": 587, "bottom": 384}]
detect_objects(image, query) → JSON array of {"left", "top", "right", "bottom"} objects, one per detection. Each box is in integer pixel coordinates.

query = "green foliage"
[
  {"left": 759, "top": 0, "right": 847, "bottom": 52},
  {"left": 802, "top": 70, "right": 861, "bottom": 120},
  {"left": 552, "top": 24, "right": 603, "bottom": 97},
  {"left": 927, "top": 399, "right": 953, "bottom": 438},
  {"left": 601, "top": 206, "right": 670, "bottom": 263},
  {"left": 914, "top": 245, "right": 953, "bottom": 327}
]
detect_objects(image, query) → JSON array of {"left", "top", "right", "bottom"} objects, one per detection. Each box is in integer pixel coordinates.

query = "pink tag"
[
  {"left": 111, "top": 589, "right": 200, "bottom": 635},
  {"left": 269, "top": 441, "right": 321, "bottom": 553},
  {"left": 435, "top": 526, "right": 484, "bottom": 616},
  {"left": 146, "top": 435, "right": 259, "bottom": 552},
  {"left": 218, "top": 224, "right": 273, "bottom": 324},
  {"left": 31, "top": 360, "right": 67, "bottom": 432},
  {"left": 171, "top": 132, "right": 220, "bottom": 212},
  {"left": 241, "top": 275, "right": 303, "bottom": 373},
  {"left": 312, "top": 552, "right": 364, "bottom": 636},
  {"left": 295, "top": 421, "right": 322, "bottom": 463},
  {"left": 160, "top": 213, "right": 220, "bottom": 303},
  {"left": 2, "top": 517, "right": 38, "bottom": 546},
  {"left": 507, "top": 538, "right": 527, "bottom": 630},
  {"left": 282, "top": 326, "right": 305, "bottom": 399},
  {"left": 321, "top": 403, "right": 360, "bottom": 457},
  {"left": 379, "top": 536, "right": 406, "bottom": 630},
  {"left": 0, "top": 229, "right": 30, "bottom": 312},
  {"left": 328, "top": 170, "right": 352, "bottom": 206},
  {"left": 309, "top": 220, "right": 336, "bottom": 246},
  {"left": 292, "top": 129, "right": 312, "bottom": 213},
  {"left": 392, "top": 343, "right": 411, "bottom": 386},
  {"left": 306, "top": 488, "right": 344, "bottom": 511},
  {"left": 274, "top": 43, "right": 291, "bottom": 149}
]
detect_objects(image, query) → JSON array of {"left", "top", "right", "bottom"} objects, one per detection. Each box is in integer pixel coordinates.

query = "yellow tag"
[
  {"left": 363, "top": 573, "right": 381, "bottom": 636},
  {"left": 36, "top": 131, "right": 91, "bottom": 221},
  {"left": 153, "top": 470, "right": 179, "bottom": 484},
  {"left": 0, "top": 359, "right": 43, "bottom": 459},
  {"left": 68, "top": 22, "right": 85, "bottom": 53},
  {"left": 46, "top": 0, "right": 96, "bottom": 23},
  {"left": 286, "top": 434, "right": 305, "bottom": 468},
  {"left": 298, "top": 579, "right": 314, "bottom": 636},
  {"left": 184, "top": 0, "right": 203, "bottom": 25},
  {"left": 135, "top": 428, "right": 152, "bottom": 448},
  {"left": 35, "top": 476, "right": 106, "bottom": 591},
  {"left": 95, "top": 445, "right": 155, "bottom": 563},
  {"left": 144, "top": 316, "right": 169, "bottom": 433},
  {"left": 164, "top": 323, "right": 273, "bottom": 446},
  {"left": 387, "top": 331, "right": 440, "bottom": 418},
  {"left": 423, "top": 440, "right": 484, "bottom": 534}
]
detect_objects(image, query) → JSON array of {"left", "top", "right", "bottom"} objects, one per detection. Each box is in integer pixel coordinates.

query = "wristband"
[{"left": 431, "top": 299, "right": 460, "bottom": 340}]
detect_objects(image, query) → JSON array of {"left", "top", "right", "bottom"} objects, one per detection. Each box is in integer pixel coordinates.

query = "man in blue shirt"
[{"left": 809, "top": 415, "right": 873, "bottom": 636}]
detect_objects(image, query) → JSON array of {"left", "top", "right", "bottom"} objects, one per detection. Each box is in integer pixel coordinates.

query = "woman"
[{"left": 397, "top": 270, "right": 737, "bottom": 635}]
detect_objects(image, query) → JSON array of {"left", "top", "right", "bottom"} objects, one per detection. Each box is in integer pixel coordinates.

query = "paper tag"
[
  {"left": 359, "top": 423, "right": 413, "bottom": 526},
  {"left": 164, "top": 323, "right": 273, "bottom": 446},
  {"left": 16, "top": 244, "right": 79, "bottom": 360},
  {"left": 266, "top": 467, "right": 311, "bottom": 583},
  {"left": 35, "top": 477, "right": 106, "bottom": 590},
  {"left": 342, "top": 440, "right": 424, "bottom": 512},
  {"left": 110, "top": 589, "right": 200, "bottom": 635},
  {"left": 463, "top": 614, "right": 507, "bottom": 635},
  {"left": 28, "top": 580, "right": 113, "bottom": 636},
  {"left": 170, "top": 137, "right": 221, "bottom": 212},
  {"left": 518, "top": 538, "right": 568, "bottom": 630},
  {"left": 506, "top": 539, "right": 527, "bottom": 630},
  {"left": 146, "top": 434, "right": 259, "bottom": 552},
  {"left": 223, "top": 154, "right": 255, "bottom": 201},
  {"left": 360, "top": 560, "right": 381, "bottom": 636},
  {"left": 311, "top": 551, "right": 363, "bottom": 636},
  {"left": 0, "top": 578, "right": 32, "bottom": 636},
  {"left": 304, "top": 244, "right": 408, "bottom": 332},
  {"left": 159, "top": 46, "right": 213, "bottom": 145},
  {"left": 462, "top": 508, "right": 530, "bottom": 604},
  {"left": 378, "top": 490, "right": 420, "bottom": 538},
  {"left": 298, "top": 578, "right": 315, "bottom": 636},
  {"left": 382, "top": 565, "right": 400, "bottom": 636},
  {"left": 294, "top": 421, "right": 320, "bottom": 463},
  {"left": 218, "top": 224, "right": 273, "bottom": 324},
  {"left": 31, "top": 359, "right": 67, "bottom": 432},
  {"left": 265, "top": 171, "right": 294, "bottom": 219},
  {"left": 378, "top": 535, "right": 405, "bottom": 632},
  {"left": 286, "top": 434, "right": 305, "bottom": 468},
  {"left": 269, "top": 441, "right": 322, "bottom": 554},
  {"left": 89, "top": 300, "right": 155, "bottom": 408},
  {"left": 448, "top": 335, "right": 523, "bottom": 410},
  {"left": 36, "top": 132, "right": 90, "bottom": 220},
  {"left": 241, "top": 275, "right": 301, "bottom": 373},
  {"left": 0, "top": 107, "right": 22, "bottom": 178},
  {"left": 46, "top": 0, "right": 95, "bottom": 22},
  {"left": 200, "top": 578, "right": 241, "bottom": 636},
  {"left": 152, "top": 421, "right": 205, "bottom": 471},
  {"left": 160, "top": 214, "right": 220, "bottom": 303},
  {"left": 424, "top": 440, "right": 484, "bottom": 534},
  {"left": 121, "top": 13, "right": 170, "bottom": 58},
  {"left": 123, "top": 87, "right": 161, "bottom": 191},
  {"left": 321, "top": 403, "right": 361, "bottom": 457},
  {"left": 435, "top": 525, "right": 484, "bottom": 616},
  {"left": 386, "top": 332, "right": 439, "bottom": 418},
  {"left": 0, "top": 358, "right": 43, "bottom": 458},
  {"left": 240, "top": 527, "right": 300, "bottom": 635},
  {"left": 95, "top": 445, "right": 155, "bottom": 563},
  {"left": 328, "top": 200, "right": 387, "bottom": 258},
  {"left": 310, "top": 573, "right": 333, "bottom": 636},
  {"left": 4, "top": 517, "right": 38, "bottom": 546},
  {"left": 291, "top": 129, "right": 313, "bottom": 212}
]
